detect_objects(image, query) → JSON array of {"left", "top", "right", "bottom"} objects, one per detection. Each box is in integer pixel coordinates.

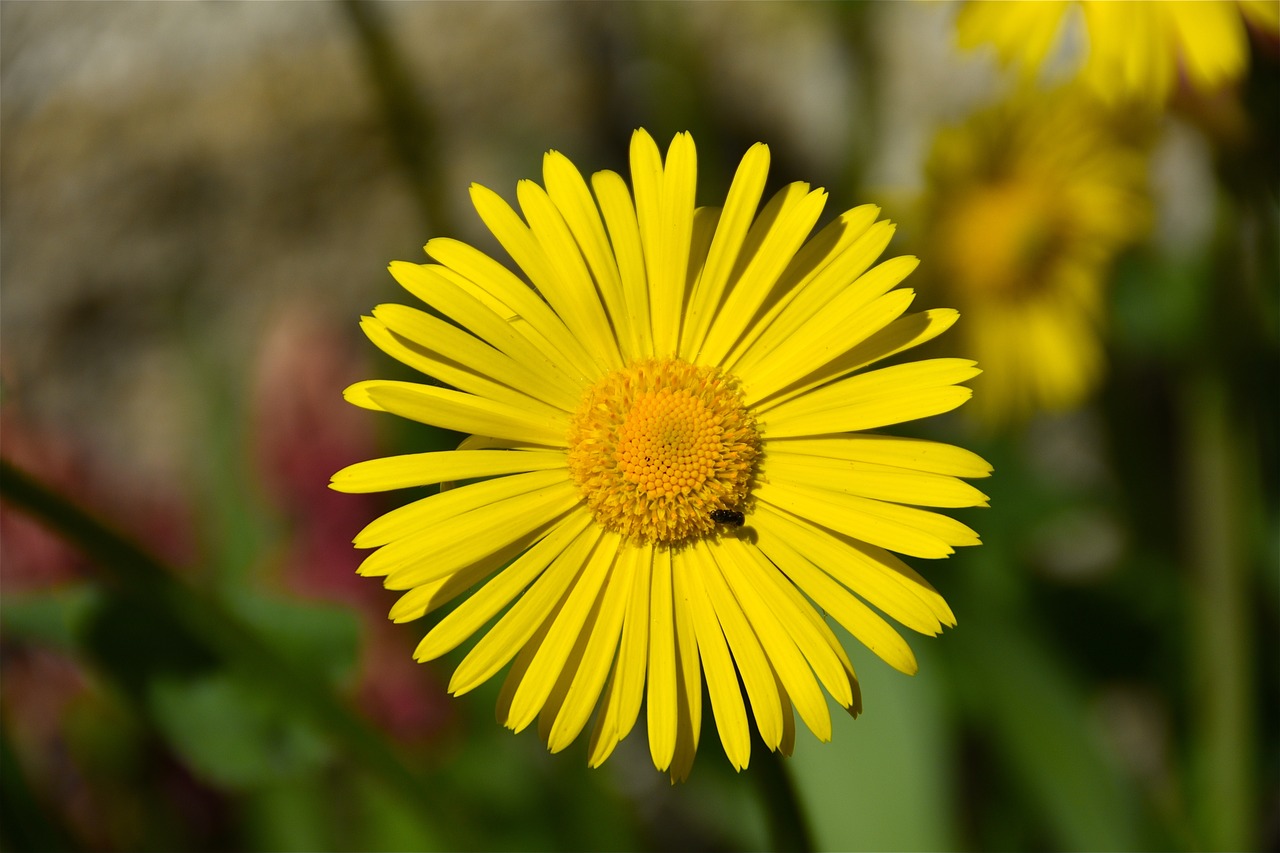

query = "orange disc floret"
[{"left": 566, "top": 358, "right": 759, "bottom": 545}]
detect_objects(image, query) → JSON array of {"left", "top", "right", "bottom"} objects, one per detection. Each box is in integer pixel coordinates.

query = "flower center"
[
  {"left": 566, "top": 358, "right": 760, "bottom": 545},
  {"left": 939, "top": 180, "right": 1065, "bottom": 300}
]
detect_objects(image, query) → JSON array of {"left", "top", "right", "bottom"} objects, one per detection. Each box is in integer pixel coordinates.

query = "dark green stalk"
[
  {"left": 339, "top": 0, "right": 453, "bottom": 236},
  {"left": 0, "top": 459, "right": 474, "bottom": 848},
  {"left": 752, "top": 744, "right": 815, "bottom": 853},
  {"left": 1183, "top": 377, "right": 1253, "bottom": 851}
]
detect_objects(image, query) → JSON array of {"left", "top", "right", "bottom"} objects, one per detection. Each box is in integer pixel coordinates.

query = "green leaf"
[
  {"left": 229, "top": 593, "right": 361, "bottom": 688},
  {"left": 149, "top": 672, "right": 332, "bottom": 790},
  {"left": 953, "top": 619, "right": 1142, "bottom": 851},
  {"left": 790, "top": 637, "right": 957, "bottom": 852},
  {"left": 0, "top": 584, "right": 101, "bottom": 651}
]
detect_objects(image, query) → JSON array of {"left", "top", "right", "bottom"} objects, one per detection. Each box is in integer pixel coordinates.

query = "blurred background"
[{"left": 1, "top": 2, "right": 1276, "bottom": 850}]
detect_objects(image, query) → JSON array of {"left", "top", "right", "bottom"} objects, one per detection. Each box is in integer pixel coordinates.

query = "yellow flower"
[
  {"left": 331, "top": 130, "right": 990, "bottom": 780},
  {"left": 956, "top": 0, "right": 1280, "bottom": 105},
  {"left": 919, "top": 89, "right": 1150, "bottom": 425}
]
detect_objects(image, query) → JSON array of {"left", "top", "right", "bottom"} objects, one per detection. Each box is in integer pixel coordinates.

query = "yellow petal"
[
  {"left": 423, "top": 237, "right": 599, "bottom": 383},
  {"left": 543, "top": 151, "right": 633, "bottom": 361},
  {"left": 369, "top": 300, "right": 581, "bottom": 412},
  {"left": 725, "top": 537, "right": 854, "bottom": 710},
  {"left": 667, "top": 550, "right": 703, "bottom": 782},
  {"left": 699, "top": 185, "right": 828, "bottom": 367},
  {"left": 709, "top": 539, "right": 832, "bottom": 741},
  {"left": 587, "top": 542, "right": 652, "bottom": 767},
  {"left": 755, "top": 479, "right": 980, "bottom": 559},
  {"left": 646, "top": 547, "right": 678, "bottom": 771},
  {"left": 650, "top": 132, "right": 697, "bottom": 357},
  {"left": 412, "top": 511, "right": 592, "bottom": 659},
  {"left": 592, "top": 169, "right": 653, "bottom": 359},
  {"left": 744, "top": 281, "right": 918, "bottom": 405},
  {"left": 678, "top": 549, "right": 750, "bottom": 771},
  {"left": 469, "top": 182, "right": 617, "bottom": 375},
  {"left": 763, "top": 452, "right": 989, "bottom": 508},
  {"left": 759, "top": 309, "right": 962, "bottom": 411},
  {"left": 387, "top": 261, "right": 588, "bottom": 405},
  {"left": 357, "top": 380, "right": 569, "bottom": 447},
  {"left": 759, "top": 359, "right": 979, "bottom": 437},
  {"left": 767, "top": 434, "right": 992, "bottom": 479},
  {"left": 505, "top": 532, "right": 621, "bottom": 733},
  {"left": 697, "top": 544, "right": 789, "bottom": 750},
  {"left": 379, "top": 481, "right": 580, "bottom": 590},
  {"left": 679, "top": 141, "right": 770, "bottom": 359},
  {"left": 331, "top": 449, "right": 566, "bottom": 494},
  {"left": 389, "top": 532, "right": 551, "bottom": 626},
  {"left": 750, "top": 515, "right": 920, "bottom": 675},
  {"left": 723, "top": 205, "right": 884, "bottom": 372},
  {"left": 754, "top": 504, "right": 957, "bottom": 633},
  {"left": 517, "top": 179, "right": 623, "bottom": 370},
  {"left": 546, "top": 544, "right": 634, "bottom": 752},
  {"left": 448, "top": 522, "right": 601, "bottom": 693},
  {"left": 355, "top": 468, "right": 566, "bottom": 549}
]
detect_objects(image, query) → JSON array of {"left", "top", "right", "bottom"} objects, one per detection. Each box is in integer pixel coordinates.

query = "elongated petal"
[
  {"left": 517, "top": 179, "right": 623, "bottom": 369},
  {"left": 699, "top": 185, "right": 828, "bottom": 367},
  {"left": 370, "top": 300, "right": 581, "bottom": 412},
  {"left": 424, "top": 237, "right": 599, "bottom": 383},
  {"left": 354, "top": 380, "right": 568, "bottom": 447},
  {"left": 354, "top": 468, "right": 566, "bottom": 549},
  {"left": 388, "top": 260, "right": 589, "bottom": 398},
  {"left": 680, "top": 142, "right": 771, "bottom": 359},
  {"left": 587, "top": 542, "right": 651, "bottom": 766},
  {"left": 379, "top": 482, "right": 581, "bottom": 590},
  {"left": 709, "top": 539, "right": 832, "bottom": 740},
  {"left": 667, "top": 549, "right": 703, "bottom": 783},
  {"left": 763, "top": 452, "right": 989, "bottom": 508},
  {"left": 646, "top": 547, "right": 678, "bottom": 771},
  {"left": 651, "top": 132, "right": 697, "bottom": 357},
  {"left": 723, "top": 537, "right": 854, "bottom": 710},
  {"left": 543, "top": 151, "right": 632, "bottom": 361},
  {"left": 767, "top": 434, "right": 993, "bottom": 479},
  {"left": 448, "top": 522, "right": 601, "bottom": 693},
  {"left": 546, "top": 544, "right": 633, "bottom": 752},
  {"left": 692, "top": 544, "right": 784, "bottom": 751},
  {"left": 332, "top": 449, "right": 566, "bottom": 494},
  {"left": 507, "top": 532, "right": 622, "bottom": 732},
  {"left": 754, "top": 504, "right": 957, "bottom": 632},
  {"left": 759, "top": 359, "right": 980, "bottom": 437},
  {"left": 759, "top": 309, "right": 963, "bottom": 411},
  {"left": 593, "top": 169, "right": 653, "bottom": 358},
  {"left": 723, "top": 205, "right": 883, "bottom": 372},
  {"left": 750, "top": 515, "right": 920, "bottom": 675},
  {"left": 756, "top": 479, "right": 980, "bottom": 559},
  {"left": 678, "top": 549, "right": 750, "bottom": 770},
  {"left": 742, "top": 266, "right": 919, "bottom": 404},
  {"left": 413, "top": 511, "right": 593, "bottom": 658},
  {"left": 470, "top": 183, "right": 618, "bottom": 375}
]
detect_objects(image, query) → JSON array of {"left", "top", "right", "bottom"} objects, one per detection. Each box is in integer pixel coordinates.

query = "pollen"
[{"left": 566, "top": 358, "right": 760, "bottom": 545}]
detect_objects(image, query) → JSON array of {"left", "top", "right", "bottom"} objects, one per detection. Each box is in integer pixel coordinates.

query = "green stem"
[
  {"left": 339, "top": 0, "right": 453, "bottom": 236},
  {"left": 752, "top": 744, "right": 815, "bottom": 853},
  {"left": 1182, "top": 376, "right": 1253, "bottom": 851},
  {"left": 0, "top": 459, "right": 475, "bottom": 848}
]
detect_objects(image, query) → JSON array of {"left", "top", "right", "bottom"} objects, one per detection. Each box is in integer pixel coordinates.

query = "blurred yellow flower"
[
  {"left": 332, "top": 130, "right": 991, "bottom": 780},
  {"left": 956, "top": 0, "right": 1280, "bottom": 105},
  {"left": 920, "top": 89, "right": 1151, "bottom": 425}
]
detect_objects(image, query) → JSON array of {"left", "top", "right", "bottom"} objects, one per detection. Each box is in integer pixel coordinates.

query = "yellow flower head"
[
  {"left": 332, "top": 130, "right": 991, "bottom": 780},
  {"left": 956, "top": 0, "right": 1280, "bottom": 105},
  {"left": 920, "top": 88, "right": 1150, "bottom": 425}
]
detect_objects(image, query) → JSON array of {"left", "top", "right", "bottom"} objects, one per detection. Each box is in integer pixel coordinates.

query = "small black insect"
[{"left": 709, "top": 509, "right": 745, "bottom": 527}]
